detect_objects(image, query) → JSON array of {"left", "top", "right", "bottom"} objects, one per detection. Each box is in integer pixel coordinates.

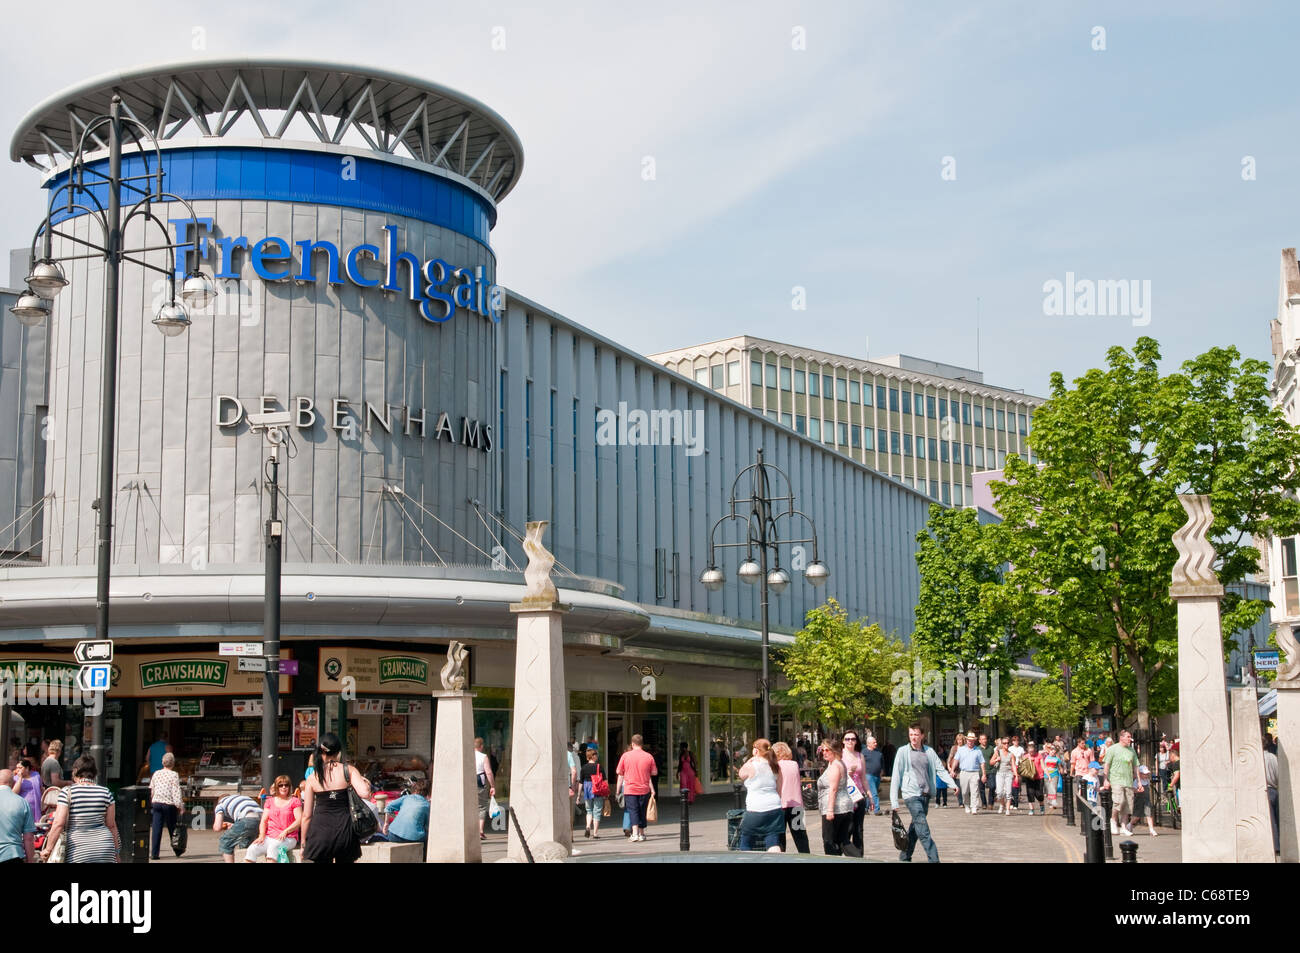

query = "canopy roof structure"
[{"left": 10, "top": 58, "right": 524, "bottom": 203}]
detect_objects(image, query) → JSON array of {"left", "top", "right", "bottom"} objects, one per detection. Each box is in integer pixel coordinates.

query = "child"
[
  {"left": 1042, "top": 746, "right": 1061, "bottom": 813},
  {"left": 1132, "top": 765, "right": 1158, "bottom": 837}
]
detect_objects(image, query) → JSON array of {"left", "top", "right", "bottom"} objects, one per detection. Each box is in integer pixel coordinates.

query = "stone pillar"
[
  {"left": 427, "top": 690, "right": 481, "bottom": 864},
  {"left": 1170, "top": 494, "right": 1235, "bottom": 863},
  {"left": 1275, "top": 623, "right": 1300, "bottom": 862},
  {"left": 506, "top": 521, "right": 571, "bottom": 861},
  {"left": 1229, "top": 686, "right": 1274, "bottom": 862}
]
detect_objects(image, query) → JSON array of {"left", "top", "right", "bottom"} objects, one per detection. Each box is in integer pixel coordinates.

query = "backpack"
[
  {"left": 590, "top": 763, "right": 610, "bottom": 798},
  {"left": 1017, "top": 756, "right": 1037, "bottom": 780}
]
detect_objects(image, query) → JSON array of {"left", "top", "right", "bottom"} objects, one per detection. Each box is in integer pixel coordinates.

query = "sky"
[{"left": 3, "top": 0, "right": 1297, "bottom": 399}]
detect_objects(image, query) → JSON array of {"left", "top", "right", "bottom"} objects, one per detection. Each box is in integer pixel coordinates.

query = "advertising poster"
[
  {"left": 292, "top": 707, "right": 320, "bottom": 751},
  {"left": 381, "top": 714, "right": 408, "bottom": 749}
]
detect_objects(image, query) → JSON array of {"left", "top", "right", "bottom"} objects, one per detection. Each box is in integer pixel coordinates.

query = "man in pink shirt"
[
  {"left": 616, "top": 734, "right": 658, "bottom": 843},
  {"left": 1070, "top": 738, "right": 1092, "bottom": 778}
]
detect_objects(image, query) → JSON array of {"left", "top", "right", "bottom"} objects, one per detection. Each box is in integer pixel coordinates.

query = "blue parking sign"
[{"left": 78, "top": 663, "right": 111, "bottom": 691}]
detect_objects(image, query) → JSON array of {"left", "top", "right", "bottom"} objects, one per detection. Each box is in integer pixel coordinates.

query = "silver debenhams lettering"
[
  {"left": 49, "top": 884, "right": 152, "bottom": 934},
  {"left": 216, "top": 395, "right": 492, "bottom": 452}
]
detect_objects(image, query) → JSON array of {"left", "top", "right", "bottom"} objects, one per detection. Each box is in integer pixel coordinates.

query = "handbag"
[
  {"left": 645, "top": 789, "right": 658, "bottom": 823},
  {"left": 845, "top": 773, "right": 866, "bottom": 805},
  {"left": 602, "top": 799, "right": 611, "bottom": 817},
  {"left": 46, "top": 833, "right": 66, "bottom": 864},
  {"left": 1018, "top": 756, "right": 1037, "bottom": 780},
  {"left": 590, "top": 764, "right": 610, "bottom": 798},
  {"left": 890, "top": 810, "right": 909, "bottom": 851},
  {"left": 693, "top": 775, "right": 704, "bottom": 796},
  {"left": 342, "top": 766, "right": 378, "bottom": 841}
]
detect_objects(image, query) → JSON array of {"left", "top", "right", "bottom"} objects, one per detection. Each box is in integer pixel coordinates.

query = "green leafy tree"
[
  {"left": 913, "top": 504, "right": 1034, "bottom": 723},
  {"left": 994, "top": 678, "right": 1087, "bottom": 735},
  {"left": 774, "top": 598, "right": 918, "bottom": 731},
  {"left": 989, "top": 338, "right": 1300, "bottom": 747}
]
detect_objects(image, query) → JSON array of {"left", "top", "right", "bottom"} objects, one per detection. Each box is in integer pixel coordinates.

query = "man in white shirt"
[{"left": 474, "top": 737, "right": 496, "bottom": 841}]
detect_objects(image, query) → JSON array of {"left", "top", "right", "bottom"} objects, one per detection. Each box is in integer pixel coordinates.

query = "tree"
[
  {"left": 774, "top": 598, "right": 918, "bottom": 731},
  {"left": 994, "top": 678, "right": 1087, "bottom": 736},
  {"left": 913, "top": 504, "right": 1034, "bottom": 724},
  {"left": 989, "top": 337, "right": 1300, "bottom": 751}
]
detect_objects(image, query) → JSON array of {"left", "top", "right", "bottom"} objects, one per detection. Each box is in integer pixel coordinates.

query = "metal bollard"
[
  {"left": 1083, "top": 797, "right": 1105, "bottom": 863},
  {"left": 733, "top": 780, "right": 745, "bottom": 811},
  {"left": 1100, "top": 787, "right": 1114, "bottom": 858},
  {"left": 1119, "top": 839, "right": 1139, "bottom": 863},
  {"left": 1063, "top": 775, "right": 1075, "bottom": 827},
  {"left": 679, "top": 787, "right": 690, "bottom": 852},
  {"left": 1153, "top": 780, "right": 1163, "bottom": 828}
]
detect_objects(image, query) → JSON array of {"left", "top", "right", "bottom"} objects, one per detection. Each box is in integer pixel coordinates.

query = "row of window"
[
  {"left": 695, "top": 361, "right": 742, "bottom": 389},
  {"left": 766, "top": 410, "right": 1032, "bottom": 467},
  {"left": 749, "top": 359, "right": 1031, "bottom": 434}
]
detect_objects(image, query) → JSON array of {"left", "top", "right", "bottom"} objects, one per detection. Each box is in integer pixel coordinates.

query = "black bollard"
[
  {"left": 733, "top": 780, "right": 744, "bottom": 811},
  {"left": 1100, "top": 787, "right": 1114, "bottom": 859},
  {"left": 1119, "top": 839, "right": 1139, "bottom": 863},
  {"left": 1083, "top": 797, "right": 1105, "bottom": 863},
  {"left": 679, "top": 787, "right": 690, "bottom": 852},
  {"left": 1152, "top": 780, "right": 1163, "bottom": 828},
  {"left": 1063, "top": 775, "right": 1075, "bottom": 827}
]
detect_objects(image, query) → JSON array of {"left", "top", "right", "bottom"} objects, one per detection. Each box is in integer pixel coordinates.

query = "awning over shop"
[{"left": 1260, "top": 690, "right": 1277, "bottom": 717}]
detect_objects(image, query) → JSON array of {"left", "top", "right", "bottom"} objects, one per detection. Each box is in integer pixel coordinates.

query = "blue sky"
[{"left": 3, "top": 1, "right": 1296, "bottom": 397}]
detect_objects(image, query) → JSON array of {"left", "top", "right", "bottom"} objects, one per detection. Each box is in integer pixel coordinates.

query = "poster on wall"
[
  {"left": 292, "top": 707, "right": 320, "bottom": 751},
  {"left": 381, "top": 714, "right": 408, "bottom": 749}
]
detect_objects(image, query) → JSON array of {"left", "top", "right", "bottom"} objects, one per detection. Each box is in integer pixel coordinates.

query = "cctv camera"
[{"left": 247, "top": 410, "right": 293, "bottom": 428}]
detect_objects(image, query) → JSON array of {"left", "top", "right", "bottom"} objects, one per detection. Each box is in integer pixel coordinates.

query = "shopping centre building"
[{"left": 0, "top": 60, "right": 938, "bottom": 796}]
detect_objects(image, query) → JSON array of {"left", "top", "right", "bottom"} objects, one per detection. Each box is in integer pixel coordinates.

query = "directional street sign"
[
  {"left": 77, "top": 664, "right": 112, "bottom": 692},
  {"left": 220, "top": 642, "right": 262, "bottom": 657},
  {"left": 238, "top": 657, "right": 268, "bottom": 672},
  {"left": 74, "top": 640, "right": 113, "bottom": 664}
]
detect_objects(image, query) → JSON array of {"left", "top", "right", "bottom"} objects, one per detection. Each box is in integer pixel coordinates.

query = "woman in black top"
[
  {"left": 301, "top": 733, "right": 372, "bottom": 863},
  {"left": 579, "top": 748, "right": 606, "bottom": 838}
]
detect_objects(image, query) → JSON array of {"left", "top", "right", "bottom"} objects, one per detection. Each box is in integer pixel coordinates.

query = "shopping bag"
[
  {"left": 693, "top": 776, "right": 705, "bottom": 796},
  {"left": 170, "top": 819, "right": 188, "bottom": 857},
  {"left": 46, "top": 833, "right": 66, "bottom": 864},
  {"left": 646, "top": 790, "right": 658, "bottom": 823},
  {"left": 890, "top": 810, "right": 909, "bottom": 851},
  {"left": 489, "top": 795, "right": 502, "bottom": 819},
  {"left": 845, "top": 774, "right": 866, "bottom": 805}
]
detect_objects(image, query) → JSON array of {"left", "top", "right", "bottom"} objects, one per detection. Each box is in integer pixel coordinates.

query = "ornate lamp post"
[
  {"left": 11, "top": 95, "right": 216, "bottom": 777},
  {"left": 700, "top": 448, "right": 829, "bottom": 736}
]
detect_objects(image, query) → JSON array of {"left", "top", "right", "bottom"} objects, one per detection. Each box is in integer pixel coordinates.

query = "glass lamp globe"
[
  {"left": 180, "top": 272, "right": 217, "bottom": 309},
  {"left": 700, "top": 567, "right": 725, "bottom": 591},
  {"left": 26, "top": 260, "right": 68, "bottom": 299},
  {"left": 767, "top": 567, "right": 791, "bottom": 595},
  {"left": 153, "top": 300, "right": 191, "bottom": 337},
  {"left": 737, "top": 558, "right": 762, "bottom": 584},
  {"left": 805, "top": 560, "right": 830, "bottom": 586},
  {"left": 10, "top": 292, "right": 50, "bottom": 326}
]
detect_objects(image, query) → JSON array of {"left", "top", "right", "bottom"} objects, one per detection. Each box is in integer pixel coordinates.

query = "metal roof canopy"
[{"left": 10, "top": 58, "right": 524, "bottom": 203}]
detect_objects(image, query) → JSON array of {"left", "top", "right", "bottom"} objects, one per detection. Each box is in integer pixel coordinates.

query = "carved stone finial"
[
  {"left": 520, "top": 520, "right": 559, "bottom": 606},
  {"left": 1277, "top": 625, "right": 1300, "bottom": 685},
  {"left": 440, "top": 640, "right": 469, "bottom": 691},
  {"left": 1170, "top": 494, "right": 1224, "bottom": 598}
]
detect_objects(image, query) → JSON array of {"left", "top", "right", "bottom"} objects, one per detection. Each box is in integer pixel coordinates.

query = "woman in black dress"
[{"left": 301, "top": 733, "right": 372, "bottom": 863}]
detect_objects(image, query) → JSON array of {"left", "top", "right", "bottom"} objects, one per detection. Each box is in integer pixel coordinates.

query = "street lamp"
[
  {"left": 11, "top": 95, "right": 215, "bottom": 777},
  {"left": 700, "top": 448, "right": 829, "bottom": 735}
]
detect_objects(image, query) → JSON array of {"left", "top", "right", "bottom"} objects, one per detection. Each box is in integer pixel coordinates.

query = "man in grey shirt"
[
  {"left": 40, "top": 740, "right": 69, "bottom": 789},
  {"left": 1264, "top": 739, "right": 1279, "bottom": 855},
  {"left": 889, "top": 723, "right": 957, "bottom": 862}
]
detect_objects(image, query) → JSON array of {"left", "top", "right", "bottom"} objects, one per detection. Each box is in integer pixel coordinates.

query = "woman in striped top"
[{"left": 40, "top": 755, "right": 118, "bottom": 863}]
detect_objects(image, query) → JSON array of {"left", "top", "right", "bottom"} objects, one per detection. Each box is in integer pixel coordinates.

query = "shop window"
[{"left": 708, "top": 698, "right": 756, "bottom": 784}]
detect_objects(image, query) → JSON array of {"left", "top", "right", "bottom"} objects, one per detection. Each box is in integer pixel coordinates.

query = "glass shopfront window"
[
  {"left": 708, "top": 697, "right": 756, "bottom": 784},
  {"left": 670, "top": 695, "right": 702, "bottom": 788},
  {"left": 569, "top": 691, "right": 605, "bottom": 769},
  {"left": 472, "top": 687, "right": 513, "bottom": 797}
]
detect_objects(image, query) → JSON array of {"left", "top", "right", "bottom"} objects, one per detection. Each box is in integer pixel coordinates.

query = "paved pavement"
[{"left": 146, "top": 791, "right": 1182, "bottom": 863}]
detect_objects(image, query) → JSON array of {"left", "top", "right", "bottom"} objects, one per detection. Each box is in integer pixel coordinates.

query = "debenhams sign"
[{"left": 218, "top": 395, "right": 492, "bottom": 452}]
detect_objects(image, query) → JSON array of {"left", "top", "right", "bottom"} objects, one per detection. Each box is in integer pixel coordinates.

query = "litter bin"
[
  {"left": 726, "top": 809, "right": 744, "bottom": 850},
  {"left": 116, "top": 785, "right": 151, "bottom": 864}
]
